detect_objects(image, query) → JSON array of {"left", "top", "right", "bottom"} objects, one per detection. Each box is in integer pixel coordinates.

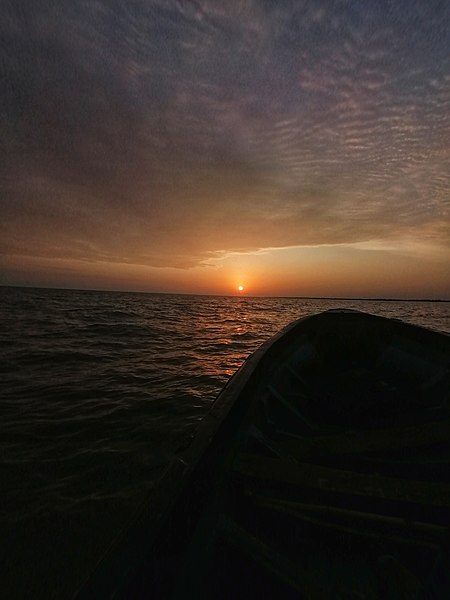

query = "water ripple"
[{"left": 0, "top": 286, "right": 448, "bottom": 598}]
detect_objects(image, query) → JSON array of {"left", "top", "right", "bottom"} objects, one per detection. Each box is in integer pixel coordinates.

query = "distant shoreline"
[{"left": 1, "top": 284, "right": 449, "bottom": 303}]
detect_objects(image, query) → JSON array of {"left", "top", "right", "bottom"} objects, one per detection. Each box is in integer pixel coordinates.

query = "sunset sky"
[{"left": 1, "top": 0, "right": 449, "bottom": 298}]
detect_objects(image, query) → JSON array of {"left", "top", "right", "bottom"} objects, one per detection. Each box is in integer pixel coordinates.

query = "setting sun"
[{"left": 238, "top": 285, "right": 244, "bottom": 293}]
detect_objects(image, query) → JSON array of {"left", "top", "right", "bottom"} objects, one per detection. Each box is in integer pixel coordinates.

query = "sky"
[{"left": 1, "top": 0, "right": 449, "bottom": 298}]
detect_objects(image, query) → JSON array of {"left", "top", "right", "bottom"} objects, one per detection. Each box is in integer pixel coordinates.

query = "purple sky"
[{"left": 1, "top": 1, "right": 449, "bottom": 296}]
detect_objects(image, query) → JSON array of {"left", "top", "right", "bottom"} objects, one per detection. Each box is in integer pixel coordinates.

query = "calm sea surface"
[{"left": 1, "top": 286, "right": 449, "bottom": 598}]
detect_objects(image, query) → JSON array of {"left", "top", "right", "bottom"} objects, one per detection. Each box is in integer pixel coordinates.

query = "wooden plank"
[
  {"left": 267, "top": 384, "right": 316, "bottom": 429},
  {"left": 235, "top": 453, "right": 450, "bottom": 507},
  {"left": 216, "top": 513, "right": 317, "bottom": 597},
  {"left": 248, "top": 494, "right": 445, "bottom": 535},
  {"left": 249, "top": 495, "right": 442, "bottom": 548},
  {"left": 279, "top": 419, "right": 450, "bottom": 460}
]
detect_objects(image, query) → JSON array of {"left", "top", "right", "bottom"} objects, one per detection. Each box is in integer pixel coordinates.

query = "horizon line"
[{"left": 1, "top": 284, "right": 449, "bottom": 303}]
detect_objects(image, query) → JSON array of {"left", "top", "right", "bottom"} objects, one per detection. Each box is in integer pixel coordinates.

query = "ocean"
[{"left": 1, "top": 286, "right": 449, "bottom": 599}]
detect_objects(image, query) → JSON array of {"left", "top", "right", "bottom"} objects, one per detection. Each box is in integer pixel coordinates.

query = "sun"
[{"left": 237, "top": 285, "right": 244, "bottom": 293}]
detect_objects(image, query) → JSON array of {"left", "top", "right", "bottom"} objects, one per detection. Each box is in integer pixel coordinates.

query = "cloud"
[{"left": 1, "top": 0, "right": 449, "bottom": 273}]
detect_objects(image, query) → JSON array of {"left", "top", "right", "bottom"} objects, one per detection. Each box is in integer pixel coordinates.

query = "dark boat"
[{"left": 76, "top": 309, "right": 450, "bottom": 599}]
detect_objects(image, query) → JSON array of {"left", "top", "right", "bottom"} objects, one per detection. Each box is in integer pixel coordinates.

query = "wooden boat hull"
[{"left": 76, "top": 309, "right": 450, "bottom": 599}]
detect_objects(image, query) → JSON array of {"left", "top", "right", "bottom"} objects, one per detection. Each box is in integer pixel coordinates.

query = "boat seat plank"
[
  {"left": 279, "top": 419, "right": 450, "bottom": 460},
  {"left": 234, "top": 453, "right": 450, "bottom": 508},
  {"left": 248, "top": 494, "right": 443, "bottom": 548},
  {"left": 252, "top": 498, "right": 439, "bottom": 549},
  {"left": 247, "top": 495, "right": 445, "bottom": 535}
]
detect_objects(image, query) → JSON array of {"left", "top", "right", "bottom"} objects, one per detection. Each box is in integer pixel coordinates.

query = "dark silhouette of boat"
[{"left": 76, "top": 309, "right": 450, "bottom": 599}]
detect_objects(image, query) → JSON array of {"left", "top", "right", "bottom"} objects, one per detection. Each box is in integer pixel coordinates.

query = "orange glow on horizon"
[{"left": 2, "top": 243, "right": 449, "bottom": 300}]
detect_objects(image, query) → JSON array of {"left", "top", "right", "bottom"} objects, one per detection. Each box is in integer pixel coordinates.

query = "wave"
[{"left": 0, "top": 286, "right": 449, "bottom": 598}]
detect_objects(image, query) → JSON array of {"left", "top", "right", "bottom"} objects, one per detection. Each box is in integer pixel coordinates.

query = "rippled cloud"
[{"left": 1, "top": 0, "right": 449, "bottom": 274}]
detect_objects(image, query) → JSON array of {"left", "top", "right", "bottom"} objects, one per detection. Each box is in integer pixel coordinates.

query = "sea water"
[{"left": 0, "top": 286, "right": 448, "bottom": 598}]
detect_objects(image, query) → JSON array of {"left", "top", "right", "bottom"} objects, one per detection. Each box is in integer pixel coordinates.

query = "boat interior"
[{"left": 261, "top": 310, "right": 449, "bottom": 433}]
